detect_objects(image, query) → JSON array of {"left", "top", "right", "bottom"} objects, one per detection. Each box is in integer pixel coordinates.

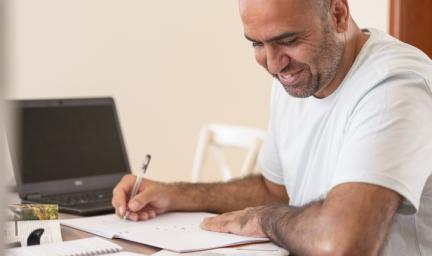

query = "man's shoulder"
[
  {"left": 357, "top": 28, "right": 432, "bottom": 82},
  {"left": 340, "top": 29, "right": 431, "bottom": 102}
]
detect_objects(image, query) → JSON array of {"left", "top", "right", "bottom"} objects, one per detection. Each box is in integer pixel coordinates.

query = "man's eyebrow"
[{"left": 244, "top": 32, "right": 299, "bottom": 43}]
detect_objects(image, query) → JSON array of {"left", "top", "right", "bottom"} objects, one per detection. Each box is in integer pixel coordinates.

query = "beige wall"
[
  {"left": 5, "top": 0, "right": 389, "bottom": 182},
  {"left": 350, "top": 0, "right": 389, "bottom": 31}
]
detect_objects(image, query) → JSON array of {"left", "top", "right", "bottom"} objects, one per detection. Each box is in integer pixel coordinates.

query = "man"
[{"left": 112, "top": 0, "right": 432, "bottom": 255}]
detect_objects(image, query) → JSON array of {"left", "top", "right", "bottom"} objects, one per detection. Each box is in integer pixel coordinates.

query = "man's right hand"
[{"left": 112, "top": 174, "right": 174, "bottom": 221}]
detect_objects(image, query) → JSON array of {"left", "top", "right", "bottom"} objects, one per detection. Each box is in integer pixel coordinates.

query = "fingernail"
[
  {"left": 149, "top": 211, "right": 156, "bottom": 218},
  {"left": 129, "top": 200, "right": 140, "bottom": 211},
  {"left": 119, "top": 206, "right": 125, "bottom": 216}
]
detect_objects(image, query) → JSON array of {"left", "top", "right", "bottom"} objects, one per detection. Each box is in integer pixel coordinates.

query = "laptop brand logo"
[{"left": 74, "top": 180, "right": 84, "bottom": 186}]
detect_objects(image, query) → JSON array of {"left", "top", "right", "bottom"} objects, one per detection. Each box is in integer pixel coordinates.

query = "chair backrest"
[{"left": 191, "top": 124, "right": 266, "bottom": 182}]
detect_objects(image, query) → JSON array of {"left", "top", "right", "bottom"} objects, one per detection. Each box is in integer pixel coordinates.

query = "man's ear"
[{"left": 330, "top": 0, "right": 350, "bottom": 33}]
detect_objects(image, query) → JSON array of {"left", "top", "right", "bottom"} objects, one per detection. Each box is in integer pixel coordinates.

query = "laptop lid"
[{"left": 7, "top": 97, "right": 130, "bottom": 198}]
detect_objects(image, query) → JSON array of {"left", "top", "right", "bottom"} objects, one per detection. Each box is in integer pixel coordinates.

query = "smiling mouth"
[{"left": 277, "top": 68, "right": 305, "bottom": 86}]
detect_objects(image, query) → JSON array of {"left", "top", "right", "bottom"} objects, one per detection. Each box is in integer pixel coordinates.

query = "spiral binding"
[{"left": 65, "top": 246, "right": 121, "bottom": 256}]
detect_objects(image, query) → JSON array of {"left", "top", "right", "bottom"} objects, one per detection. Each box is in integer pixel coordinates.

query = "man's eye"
[
  {"left": 252, "top": 42, "right": 263, "bottom": 48},
  {"left": 280, "top": 38, "right": 298, "bottom": 46}
]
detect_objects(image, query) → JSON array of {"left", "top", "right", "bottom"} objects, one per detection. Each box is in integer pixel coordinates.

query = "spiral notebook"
[{"left": 5, "top": 237, "right": 146, "bottom": 256}]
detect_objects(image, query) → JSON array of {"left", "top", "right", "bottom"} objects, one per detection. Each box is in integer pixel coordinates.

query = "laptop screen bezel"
[{"left": 7, "top": 97, "right": 130, "bottom": 198}]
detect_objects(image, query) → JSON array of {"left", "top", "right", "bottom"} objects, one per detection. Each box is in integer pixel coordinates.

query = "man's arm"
[
  {"left": 201, "top": 182, "right": 402, "bottom": 256},
  {"left": 112, "top": 174, "right": 288, "bottom": 220},
  {"left": 169, "top": 174, "right": 288, "bottom": 213}
]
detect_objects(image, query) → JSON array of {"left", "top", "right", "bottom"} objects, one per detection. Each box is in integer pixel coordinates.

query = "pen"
[{"left": 123, "top": 154, "right": 152, "bottom": 220}]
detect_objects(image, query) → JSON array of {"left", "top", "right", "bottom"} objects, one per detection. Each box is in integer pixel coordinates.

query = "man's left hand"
[{"left": 200, "top": 206, "right": 267, "bottom": 238}]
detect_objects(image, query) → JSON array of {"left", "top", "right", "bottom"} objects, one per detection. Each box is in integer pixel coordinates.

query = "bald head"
[{"left": 239, "top": 0, "right": 331, "bottom": 21}]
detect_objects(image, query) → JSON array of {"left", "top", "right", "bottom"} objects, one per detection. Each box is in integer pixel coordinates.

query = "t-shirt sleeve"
[
  {"left": 331, "top": 74, "right": 432, "bottom": 214},
  {"left": 258, "top": 80, "right": 285, "bottom": 185}
]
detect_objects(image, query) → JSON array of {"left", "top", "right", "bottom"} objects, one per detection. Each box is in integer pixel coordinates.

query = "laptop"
[{"left": 7, "top": 97, "right": 130, "bottom": 216}]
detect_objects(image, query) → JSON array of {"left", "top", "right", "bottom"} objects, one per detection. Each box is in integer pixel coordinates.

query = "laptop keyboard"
[{"left": 35, "top": 189, "right": 113, "bottom": 207}]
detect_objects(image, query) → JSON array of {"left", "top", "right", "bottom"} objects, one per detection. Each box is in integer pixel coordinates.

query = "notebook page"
[
  {"left": 61, "top": 214, "right": 140, "bottom": 238},
  {"left": 114, "top": 212, "right": 269, "bottom": 252},
  {"left": 6, "top": 237, "right": 122, "bottom": 256}
]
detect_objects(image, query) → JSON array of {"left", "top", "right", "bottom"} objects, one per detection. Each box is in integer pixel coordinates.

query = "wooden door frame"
[
  {"left": 389, "top": 0, "right": 432, "bottom": 58},
  {"left": 389, "top": 0, "right": 406, "bottom": 39}
]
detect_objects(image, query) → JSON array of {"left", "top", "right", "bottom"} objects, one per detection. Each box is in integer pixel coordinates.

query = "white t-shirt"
[{"left": 258, "top": 28, "right": 432, "bottom": 255}]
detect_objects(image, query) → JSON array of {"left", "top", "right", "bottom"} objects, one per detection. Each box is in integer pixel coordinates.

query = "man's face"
[{"left": 240, "top": 0, "right": 345, "bottom": 98}]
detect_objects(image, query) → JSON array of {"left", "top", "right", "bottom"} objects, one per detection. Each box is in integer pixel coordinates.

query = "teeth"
[
  {"left": 278, "top": 69, "right": 304, "bottom": 84},
  {"left": 281, "top": 74, "right": 293, "bottom": 78},
  {"left": 281, "top": 72, "right": 295, "bottom": 78},
  {"left": 281, "top": 73, "right": 294, "bottom": 80}
]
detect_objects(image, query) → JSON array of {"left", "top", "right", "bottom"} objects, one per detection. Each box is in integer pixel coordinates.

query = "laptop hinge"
[{"left": 26, "top": 193, "right": 42, "bottom": 200}]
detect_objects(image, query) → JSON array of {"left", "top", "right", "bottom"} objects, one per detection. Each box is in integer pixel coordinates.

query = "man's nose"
[{"left": 266, "top": 45, "right": 290, "bottom": 75}]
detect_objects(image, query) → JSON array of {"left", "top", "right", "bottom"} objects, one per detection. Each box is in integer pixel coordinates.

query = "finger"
[
  {"left": 112, "top": 175, "right": 136, "bottom": 215},
  {"left": 132, "top": 206, "right": 159, "bottom": 220},
  {"left": 128, "top": 188, "right": 154, "bottom": 212},
  {"left": 115, "top": 207, "right": 123, "bottom": 218},
  {"left": 200, "top": 216, "right": 230, "bottom": 233},
  {"left": 139, "top": 208, "right": 157, "bottom": 219},
  {"left": 138, "top": 211, "right": 150, "bottom": 221},
  {"left": 113, "top": 198, "right": 127, "bottom": 218},
  {"left": 127, "top": 212, "right": 139, "bottom": 221},
  {"left": 201, "top": 216, "right": 215, "bottom": 225},
  {"left": 201, "top": 216, "right": 219, "bottom": 228},
  {"left": 148, "top": 210, "right": 157, "bottom": 218}
]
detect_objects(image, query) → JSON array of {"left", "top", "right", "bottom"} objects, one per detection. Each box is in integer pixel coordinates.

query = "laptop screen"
[{"left": 13, "top": 98, "right": 129, "bottom": 184}]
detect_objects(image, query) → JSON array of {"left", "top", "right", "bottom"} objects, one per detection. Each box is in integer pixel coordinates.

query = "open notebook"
[
  {"left": 6, "top": 237, "right": 145, "bottom": 256},
  {"left": 61, "top": 212, "right": 268, "bottom": 253}
]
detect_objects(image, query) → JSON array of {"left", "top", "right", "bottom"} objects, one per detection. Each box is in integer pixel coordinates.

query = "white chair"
[{"left": 191, "top": 124, "right": 266, "bottom": 182}]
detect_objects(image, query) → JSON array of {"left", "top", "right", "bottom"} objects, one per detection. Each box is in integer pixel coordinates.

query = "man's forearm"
[
  {"left": 258, "top": 201, "right": 392, "bottom": 256},
  {"left": 200, "top": 184, "right": 400, "bottom": 255},
  {"left": 168, "top": 175, "right": 286, "bottom": 213},
  {"left": 258, "top": 203, "right": 323, "bottom": 254}
]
